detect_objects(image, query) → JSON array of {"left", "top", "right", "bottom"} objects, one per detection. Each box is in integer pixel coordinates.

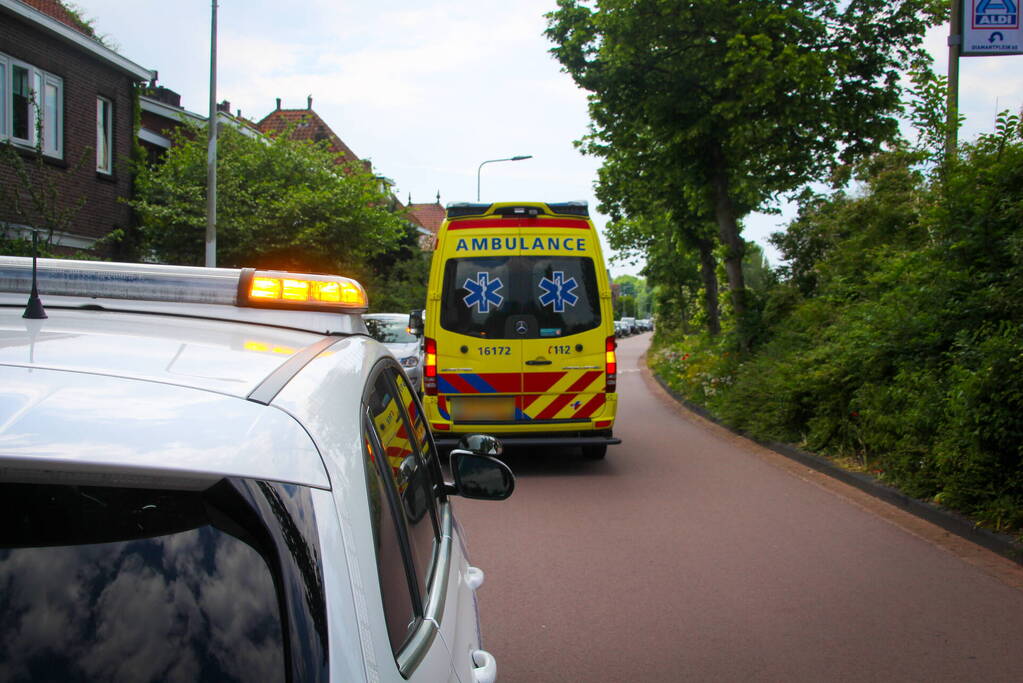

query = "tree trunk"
[
  {"left": 709, "top": 152, "right": 747, "bottom": 326},
  {"left": 697, "top": 238, "right": 720, "bottom": 336}
]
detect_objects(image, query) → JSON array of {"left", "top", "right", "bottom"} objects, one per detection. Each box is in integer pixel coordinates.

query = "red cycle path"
[{"left": 457, "top": 332, "right": 1023, "bottom": 682}]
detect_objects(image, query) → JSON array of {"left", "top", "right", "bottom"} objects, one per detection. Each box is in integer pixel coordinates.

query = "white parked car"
[
  {"left": 363, "top": 312, "right": 424, "bottom": 390},
  {"left": 0, "top": 257, "right": 512, "bottom": 683}
]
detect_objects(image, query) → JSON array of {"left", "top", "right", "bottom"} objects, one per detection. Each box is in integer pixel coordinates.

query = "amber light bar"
[
  {"left": 0, "top": 257, "right": 369, "bottom": 314},
  {"left": 239, "top": 269, "right": 367, "bottom": 312}
]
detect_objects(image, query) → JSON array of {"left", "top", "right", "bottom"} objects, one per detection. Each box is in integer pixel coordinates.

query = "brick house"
[
  {"left": 137, "top": 86, "right": 203, "bottom": 165},
  {"left": 0, "top": 0, "right": 153, "bottom": 252},
  {"left": 138, "top": 88, "right": 260, "bottom": 165},
  {"left": 407, "top": 193, "right": 445, "bottom": 251},
  {"left": 256, "top": 96, "right": 371, "bottom": 172}
]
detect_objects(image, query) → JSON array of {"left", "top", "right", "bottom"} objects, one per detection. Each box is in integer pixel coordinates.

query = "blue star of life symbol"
[
  {"left": 463, "top": 272, "right": 504, "bottom": 314},
  {"left": 538, "top": 271, "right": 579, "bottom": 313}
]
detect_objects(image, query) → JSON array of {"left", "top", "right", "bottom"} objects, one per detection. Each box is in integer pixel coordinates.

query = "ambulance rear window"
[{"left": 440, "top": 256, "right": 601, "bottom": 339}]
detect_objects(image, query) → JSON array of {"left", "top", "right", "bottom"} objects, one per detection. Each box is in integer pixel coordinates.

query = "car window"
[
  {"left": 0, "top": 478, "right": 327, "bottom": 682},
  {"left": 363, "top": 426, "right": 419, "bottom": 652},
  {"left": 391, "top": 367, "right": 443, "bottom": 488},
  {"left": 365, "top": 317, "right": 418, "bottom": 344},
  {"left": 364, "top": 367, "right": 442, "bottom": 652},
  {"left": 440, "top": 255, "right": 601, "bottom": 339}
]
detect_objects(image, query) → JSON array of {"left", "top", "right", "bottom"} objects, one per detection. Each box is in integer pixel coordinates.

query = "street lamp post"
[
  {"left": 206, "top": 0, "right": 218, "bottom": 268},
  {"left": 476, "top": 155, "right": 532, "bottom": 202}
]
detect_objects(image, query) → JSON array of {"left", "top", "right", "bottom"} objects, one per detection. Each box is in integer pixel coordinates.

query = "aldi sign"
[{"left": 963, "top": 0, "right": 1023, "bottom": 55}]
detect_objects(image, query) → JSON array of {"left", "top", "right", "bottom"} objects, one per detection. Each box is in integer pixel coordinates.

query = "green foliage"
[
  {"left": 127, "top": 121, "right": 407, "bottom": 275},
  {"left": 613, "top": 274, "right": 652, "bottom": 317},
  {"left": 617, "top": 294, "right": 637, "bottom": 318},
  {"left": 62, "top": 2, "right": 118, "bottom": 49},
  {"left": 651, "top": 334, "right": 741, "bottom": 407},
  {"left": 652, "top": 114, "right": 1023, "bottom": 535},
  {"left": 547, "top": 0, "right": 944, "bottom": 335},
  {"left": 0, "top": 233, "right": 53, "bottom": 258},
  {"left": 363, "top": 226, "right": 430, "bottom": 313}
]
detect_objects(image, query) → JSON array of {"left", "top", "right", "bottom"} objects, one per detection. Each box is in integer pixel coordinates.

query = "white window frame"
[
  {"left": 0, "top": 52, "right": 63, "bottom": 160},
  {"left": 96, "top": 96, "right": 112, "bottom": 174}
]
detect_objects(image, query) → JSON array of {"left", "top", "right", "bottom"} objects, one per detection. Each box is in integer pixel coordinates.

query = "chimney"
[
  {"left": 217, "top": 100, "right": 231, "bottom": 114},
  {"left": 276, "top": 98, "right": 281, "bottom": 110},
  {"left": 150, "top": 86, "right": 181, "bottom": 108},
  {"left": 307, "top": 95, "right": 313, "bottom": 109}
]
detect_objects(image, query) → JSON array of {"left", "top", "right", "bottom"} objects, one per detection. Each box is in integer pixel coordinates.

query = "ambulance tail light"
[
  {"left": 605, "top": 335, "right": 617, "bottom": 393},
  {"left": 424, "top": 337, "right": 438, "bottom": 396}
]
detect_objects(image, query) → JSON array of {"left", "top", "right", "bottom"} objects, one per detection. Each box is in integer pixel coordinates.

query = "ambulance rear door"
[
  {"left": 517, "top": 226, "right": 608, "bottom": 425},
  {"left": 435, "top": 228, "right": 523, "bottom": 427}
]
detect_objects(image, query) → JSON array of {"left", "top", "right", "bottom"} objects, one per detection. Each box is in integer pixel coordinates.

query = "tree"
[
  {"left": 546, "top": 0, "right": 944, "bottom": 337},
  {"left": 594, "top": 129, "right": 723, "bottom": 333},
  {"left": 127, "top": 122, "right": 407, "bottom": 275}
]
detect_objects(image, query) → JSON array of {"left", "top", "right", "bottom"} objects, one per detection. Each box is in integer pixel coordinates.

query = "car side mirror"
[
  {"left": 408, "top": 309, "right": 424, "bottom": 337},
  {"left": 448, "top": 449, "right": 514, "bottom": 501}
]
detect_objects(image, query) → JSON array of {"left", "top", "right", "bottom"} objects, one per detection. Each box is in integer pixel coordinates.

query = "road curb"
[{"left": 648, "top": 366, "right": 1023, "bottom": 567}]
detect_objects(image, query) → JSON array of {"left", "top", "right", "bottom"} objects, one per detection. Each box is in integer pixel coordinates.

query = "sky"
[{"left": 77, "top": 1, "right": 1023, "bottom": 278}]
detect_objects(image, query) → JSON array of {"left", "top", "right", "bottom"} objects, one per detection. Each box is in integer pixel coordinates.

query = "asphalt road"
[{"left": 457, "top": 332, "right": 1023, "bottom": 682}]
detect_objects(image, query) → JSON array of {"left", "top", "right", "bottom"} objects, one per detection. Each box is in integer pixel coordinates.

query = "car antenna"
[{"left": 22, "top": 231, "right": 47, "bottom": 320}]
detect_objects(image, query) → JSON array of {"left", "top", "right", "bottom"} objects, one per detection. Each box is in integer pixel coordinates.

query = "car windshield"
[
  {"left": 365, "top": 317, "right": 417, "bottom": 344},
  {"left": 440, "top": 255, "right": 601, "bottom": 339}
]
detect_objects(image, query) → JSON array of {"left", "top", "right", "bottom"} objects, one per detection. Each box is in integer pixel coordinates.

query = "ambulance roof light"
[
  {"left": 446, "top": 202, "right": 493, "bottom": 218},
  {"left": 546, "top": 201, "right": 590, "bottom": 217},
  {"left": 501, "top": 206, "right": 542, "bottom": 217},
  {"left": 0, "top": 257, "right": 369, "bottom": 314},
  {"left": 445, "top": 201, "right": 590, "bottom": 220}
]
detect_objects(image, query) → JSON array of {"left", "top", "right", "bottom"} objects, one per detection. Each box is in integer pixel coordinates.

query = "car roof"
[
  {"left": 0, "top": 304, "right": 333, "bottom": 396},
  {"left": 0, "top": 257, "right": 384, "bottom": 490}
]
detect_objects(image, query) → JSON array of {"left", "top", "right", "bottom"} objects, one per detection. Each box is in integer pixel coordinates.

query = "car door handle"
[
  {"left": 525, "top": 359, "right": 552, "bottom": 365},
  {"left": 466, "top": 565, "right": 485, "bottom": 591},
  {"left": 472, "top": 649, "right": 497, "bottom": 683}
]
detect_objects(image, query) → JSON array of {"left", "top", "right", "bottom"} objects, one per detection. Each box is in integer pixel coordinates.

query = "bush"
[{"left": 650, "top": 116, "right": 1023, "bottom": 536}]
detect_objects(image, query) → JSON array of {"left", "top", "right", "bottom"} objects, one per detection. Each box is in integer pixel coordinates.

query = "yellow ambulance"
[{"left": 417, "top": 201, "right": 619, "bottom": 459}]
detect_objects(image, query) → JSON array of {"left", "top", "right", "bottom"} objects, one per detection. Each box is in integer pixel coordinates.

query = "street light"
[{"left": 477, "top": 155, "right": 533, "bottom": 202}]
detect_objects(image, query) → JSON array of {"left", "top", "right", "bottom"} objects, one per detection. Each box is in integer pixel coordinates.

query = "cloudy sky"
[{"left": 78, "top": 1, "right": 1023, "bottom": 277}]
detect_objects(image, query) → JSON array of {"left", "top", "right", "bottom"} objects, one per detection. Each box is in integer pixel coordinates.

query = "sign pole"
[{"left": 946, "top": 0, "right": 962, "bottom": 159}]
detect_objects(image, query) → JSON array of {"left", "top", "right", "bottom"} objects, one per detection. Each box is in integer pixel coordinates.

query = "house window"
[
  {"left": 12, "top": 63, "right": 30, "bottom": 141},
  {"left": 0, "top": 53, "right": 63, "bottom": 159},
  {"left": 96, "top": 96, "right": 112, "bottom": 173}
]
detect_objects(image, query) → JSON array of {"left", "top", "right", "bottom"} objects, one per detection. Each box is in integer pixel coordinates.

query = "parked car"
[
  {"left": 614, "top": 320, "right": 628, "bottom": 338},
  {"left": 364, "top": 312, "right": 425, "bottom": 389},
  {"left": 0, "top": 256, "right": 513, "bottom": 683},
  {"left": 621, "top": 316, "right": 638, "bottom": 335}
]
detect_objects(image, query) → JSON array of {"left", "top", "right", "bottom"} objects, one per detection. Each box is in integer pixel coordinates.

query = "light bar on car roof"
[
  {"left": 239, "top": 269, "right": 367, "bottom": 310},
  {"left": 0, "top": 256, "right": 368, "bottom": 313}
]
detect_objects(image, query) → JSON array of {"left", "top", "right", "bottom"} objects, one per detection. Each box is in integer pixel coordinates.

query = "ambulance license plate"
[{"left": 451, "top": 396, "right": 516, "bottom": 422}]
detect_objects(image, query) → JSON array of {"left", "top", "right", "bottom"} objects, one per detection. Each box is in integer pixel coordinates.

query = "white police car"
[{"left": 0, "top": 256, "right": 512, "bottom": 683}]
